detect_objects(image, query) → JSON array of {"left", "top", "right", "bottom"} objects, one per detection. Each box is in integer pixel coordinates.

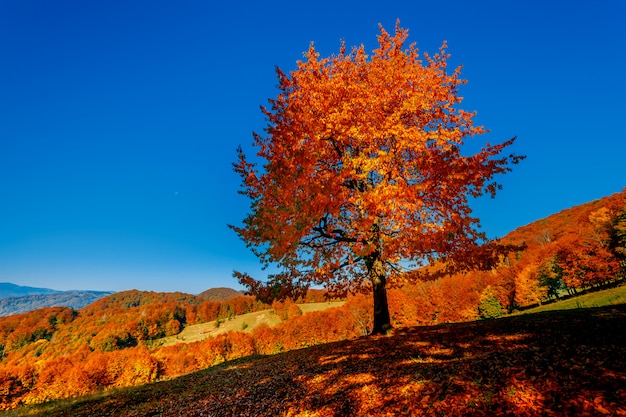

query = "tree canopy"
[{"left": 231, "top": 22, "right": 524, "bottom": 334}]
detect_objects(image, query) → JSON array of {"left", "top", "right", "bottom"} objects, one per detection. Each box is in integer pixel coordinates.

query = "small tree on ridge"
[{"left": 231, "top": 22, "right": 524, "bottom": 334}]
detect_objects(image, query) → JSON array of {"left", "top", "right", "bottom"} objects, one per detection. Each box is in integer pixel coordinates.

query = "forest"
[
  {"left": 0, "top": 190, "right": 625, "bottom": 410},
  {"left": 0, "top": 291, "right": 112, "bottom": 317}
]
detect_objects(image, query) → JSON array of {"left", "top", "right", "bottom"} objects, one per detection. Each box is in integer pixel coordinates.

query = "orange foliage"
[
  {"left": 513, "top": 265, "right": 547, "bottom": 306},
  {"left": 0, "top": 307, "right": 74, "bottom": 353},
  {"left": 232, "top": 21, "right": 523, "bottom": 334},
  {"left": 271, "top": 299, "right": 303, "bottom": 321},
  {"left": 0, "top": 289, "right": 275, "bottom": 409},
  {"left": 251, "top": 303, "right": 365, "bottom": 354},
  {"left": 483, "top": 190, "right": 626, "bottom": 307}
]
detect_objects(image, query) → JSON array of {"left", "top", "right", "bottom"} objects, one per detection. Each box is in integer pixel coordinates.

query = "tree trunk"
[{"left": 369, "top": 256, "right": 392, "bottom": 335}]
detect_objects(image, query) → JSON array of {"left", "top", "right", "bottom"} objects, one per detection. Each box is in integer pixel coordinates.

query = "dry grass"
[
  {"left": 298, "top": 301, "right": 345, "bottom": 314},
  {"left": 515, "top": 284, "right": 626, "bottom": 315},
  {"left": 156, "top": 310, "right": 280, "bottom": 346}
]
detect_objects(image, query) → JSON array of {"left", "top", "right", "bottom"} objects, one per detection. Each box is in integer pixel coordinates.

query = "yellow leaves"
[
  {"left": 588, "top": 206, "right": 614, "bottom": 231},
  {"left": 514, "top": 265, "right": 547, "bottom": 307}
]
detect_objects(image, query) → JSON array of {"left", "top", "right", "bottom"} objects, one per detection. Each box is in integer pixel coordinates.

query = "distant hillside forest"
[
  {"left": 0, "top": 283, "right": 59, "bottom": 299},
  {"left": 0, "top": 190, "right": 625, "bottom": 410},
  {"left": 0, "top": 285, "right": 244, "bottom": 317},
  {"left": 0, "top": 291, "right": 112, "bottom": 317}
]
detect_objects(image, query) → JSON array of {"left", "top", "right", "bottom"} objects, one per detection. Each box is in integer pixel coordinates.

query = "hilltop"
[
  {"left": 197, "top": 287, "right": 245, "bottom": 301},
  {"left": 9, "top": 303, "right": 626, "bottom": 416}
]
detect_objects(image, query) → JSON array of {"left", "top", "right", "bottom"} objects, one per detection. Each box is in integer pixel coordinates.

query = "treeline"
[
  {"left": 387, "top": 189, "right": 626, "bottom": 323},
  {"left": 483, "top": 189, "right": 626, "bottom": 316}
]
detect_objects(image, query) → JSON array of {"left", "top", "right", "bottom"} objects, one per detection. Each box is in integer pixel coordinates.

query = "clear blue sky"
[{"left": 1, "top": 1, "right": 624, "bottom": 294}]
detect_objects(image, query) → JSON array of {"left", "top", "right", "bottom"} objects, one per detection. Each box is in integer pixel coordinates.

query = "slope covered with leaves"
[{"left": 10, "top": 303, "right": 626, "bottom": 417}]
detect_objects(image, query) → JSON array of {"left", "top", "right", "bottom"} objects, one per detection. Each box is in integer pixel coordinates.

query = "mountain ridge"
[
  {"left": 0, "top": 282, "right": 60, "bottom": 298},
  {"left": 0, "top": 290, "right": 114, "bottom": 316},
  {"left": 0, "top": 284, "right": 249, "bottom": 317}
]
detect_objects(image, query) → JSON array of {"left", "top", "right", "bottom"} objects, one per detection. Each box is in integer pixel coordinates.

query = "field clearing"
[
  {"left": 156, "top": 310, "right": 281, "bottom": 346},
  {"left": 297, "top": 300, "right": 345, "bottom": 313},
  {"left": 156, "top": 301, "right": 345, "bottom": 347}
]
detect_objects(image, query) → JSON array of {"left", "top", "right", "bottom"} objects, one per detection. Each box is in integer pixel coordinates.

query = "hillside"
[
  {"left": 392, "top": 189, "right": 626, "bottom": 323},
  {"left": 9, "top": 304, "right": 626, "bottom": 416},
  {"left": 0, "top": 285, "right": 246, "bottom": 317},
  {"left": 0, "top": 291, "right": 112, "bottom": 317},
  {"left": 0, "top": 283, "right": 59, "bottom": 299},
  {"left": 0, "top": 190, "right": 624, "bottom": 412}
]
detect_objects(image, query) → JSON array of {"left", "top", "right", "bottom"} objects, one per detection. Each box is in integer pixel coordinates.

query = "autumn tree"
[
  {"left": 513, "top": 265, "right": 546, "bottom": 307},
  {"left": 477, "top": 286, "right": 505, "bottom": 319},
  {"left": 610, "top": 206, "right": 626, "bottom": 275},
  {"left": 537, "top": 258, "right": 564, "bottom": 300},
  {"left": 231, "top": 22, "right": 523, "bottom": 334}
]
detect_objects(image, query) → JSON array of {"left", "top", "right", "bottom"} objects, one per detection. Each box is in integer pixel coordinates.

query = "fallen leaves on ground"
[{"left": 11, "top": 304, "right": 626, "bottom": 416}]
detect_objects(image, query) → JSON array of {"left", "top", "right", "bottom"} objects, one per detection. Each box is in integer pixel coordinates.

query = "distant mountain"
[
  {"left": 0, "top": 282, "right": 60, "bottom": 298},
  {"left": 0, "top": 290, "right": 113, "bottom": 316},
  {"left": 197, "top": 287, "right": 245, "bottom": 301}
]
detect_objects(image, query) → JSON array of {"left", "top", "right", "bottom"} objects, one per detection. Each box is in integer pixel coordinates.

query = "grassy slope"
[
  {"left": 156, "top": 301, "right": 346, "bottom": 347},
  {"left": 297, "top": 301, "right": 346, "bottom": 314},
  {"left": 156, "top": 310, "right": 281, "bottom": 346},
  {"left": 516, "top": 284, "right": 626, "bottom": 315},
  {"left": 6, "top": 299, "right": 626, "bottom": 416}
]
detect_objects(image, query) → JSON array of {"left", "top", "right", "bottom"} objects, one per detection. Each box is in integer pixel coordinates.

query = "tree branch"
[{"left": 302, "top": 213, "right": 355, "bottom": 245}]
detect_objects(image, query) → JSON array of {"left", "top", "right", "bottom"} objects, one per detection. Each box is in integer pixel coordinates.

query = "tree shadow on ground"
[{"left": 204, "top": 304, "right": 626, "bottom": 416}]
